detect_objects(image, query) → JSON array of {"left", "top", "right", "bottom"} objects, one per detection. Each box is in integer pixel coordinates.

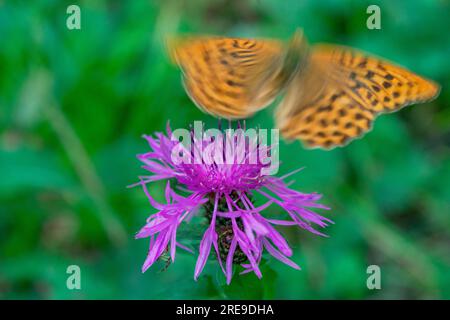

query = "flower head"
[{"left": 131, "top": 121, "right": 332, "bottom": 283}]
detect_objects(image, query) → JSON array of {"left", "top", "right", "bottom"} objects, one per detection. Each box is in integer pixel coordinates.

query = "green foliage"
[{"left": 0, "top": 0, "right": 449, "bottom": 299}]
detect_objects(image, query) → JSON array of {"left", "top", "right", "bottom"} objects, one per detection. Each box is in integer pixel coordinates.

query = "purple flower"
[{"left": 131, "top": 122, "right": 332, "bottom": 284}]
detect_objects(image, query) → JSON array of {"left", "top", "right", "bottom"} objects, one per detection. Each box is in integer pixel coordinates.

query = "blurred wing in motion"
[
  {"left": 277, "top": 45, "right": 440, "bottom": 149},
  {"left": 168, "top": 30, "right": 308, "bottom": 119}
]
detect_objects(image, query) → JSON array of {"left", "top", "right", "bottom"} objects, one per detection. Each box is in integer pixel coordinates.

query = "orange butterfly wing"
[
  {"left": 168, "top": 36, "right": 284, "bottom": 119},
  {"left": 277, "top": 45, "right": 440, "bottom": 149}
]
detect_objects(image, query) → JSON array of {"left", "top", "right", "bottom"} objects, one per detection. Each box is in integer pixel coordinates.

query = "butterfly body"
[{"left": 169, "top": 29, "right": 440, "bottom": 149}]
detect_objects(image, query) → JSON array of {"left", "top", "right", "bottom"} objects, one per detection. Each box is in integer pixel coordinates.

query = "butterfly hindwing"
[
  {"left": 170, "top": 32, "right": 440, "bottom": 149},
  {"left": 278, "top": 84, "right": 377, "bottom": 149},
  {"left": 277, "top": 45, "right": 440, "bottom": 149}
]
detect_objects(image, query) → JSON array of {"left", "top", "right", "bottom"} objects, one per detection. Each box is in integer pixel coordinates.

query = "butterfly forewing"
[
  {"left": 169, "top": 36, "right": 285, "bottom": 118},
  {"left": 278, "top": 45, "right": 440, "bottom": 149},
  {"left": 170, "top": 32, "right": 440, "bottom": 150}
]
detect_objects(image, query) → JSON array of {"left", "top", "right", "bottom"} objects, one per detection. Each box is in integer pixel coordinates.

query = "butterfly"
[{"left": 168, "top": 29, "right": 440, "bottom": 149}]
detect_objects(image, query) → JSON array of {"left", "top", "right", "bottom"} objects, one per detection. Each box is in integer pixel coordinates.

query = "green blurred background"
[{"left": 1, "top": 0, "right": 449, "bottom": 299}]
